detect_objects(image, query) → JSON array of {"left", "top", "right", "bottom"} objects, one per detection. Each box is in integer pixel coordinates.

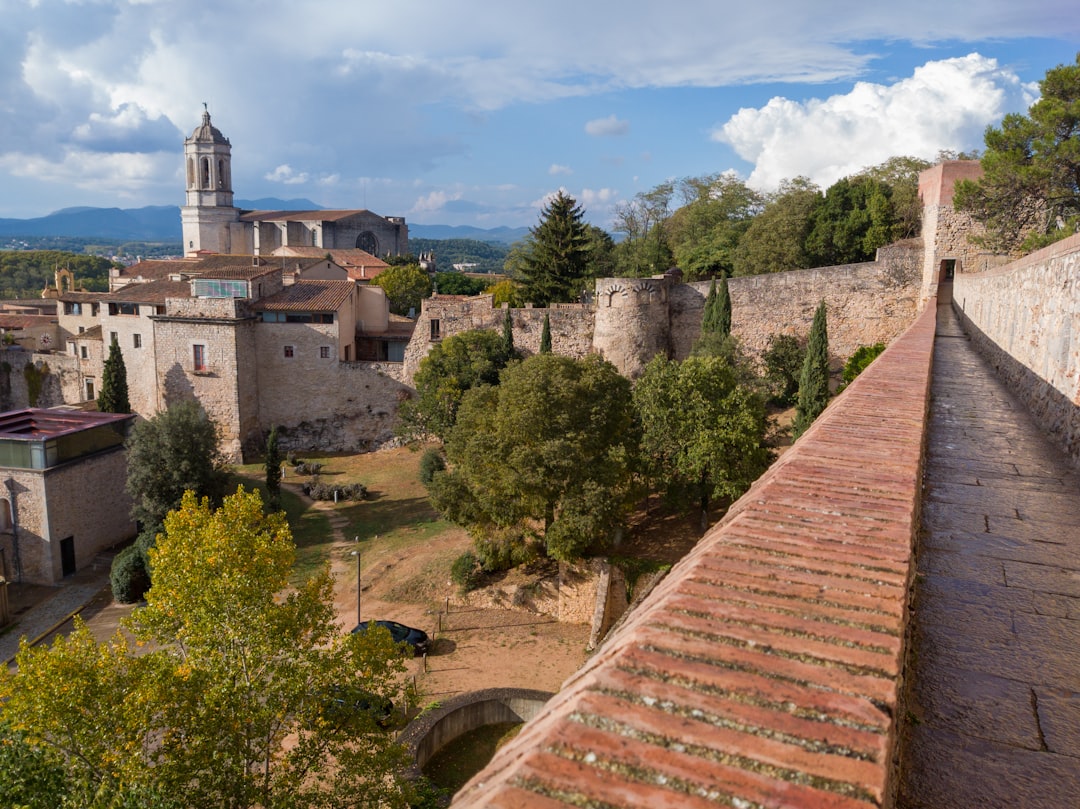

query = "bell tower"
[{"left": 180, "top": 105, "right": 240, "bottom": 256}]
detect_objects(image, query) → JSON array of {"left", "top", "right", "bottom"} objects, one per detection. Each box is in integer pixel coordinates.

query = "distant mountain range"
[{"left": 0, "top": 202, "right": 529, "bottom": 245}]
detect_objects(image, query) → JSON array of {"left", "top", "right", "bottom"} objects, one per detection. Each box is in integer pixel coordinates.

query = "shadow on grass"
[{"left": 341, "top": 495, "right": 443, "bottom": 540}]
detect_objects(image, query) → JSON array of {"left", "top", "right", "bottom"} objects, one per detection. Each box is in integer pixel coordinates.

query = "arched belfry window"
[
  {"left": 217, "top": 159, "right": 226, "bottom": 189},
  {"left": 201, "top": 157, "right": 211, "bottom": 189},
  {"left": 187, "top": 157, "right": 195, "bottom": 188}
]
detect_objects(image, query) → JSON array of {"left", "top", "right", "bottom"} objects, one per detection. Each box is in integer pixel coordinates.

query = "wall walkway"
[
  {"left": 896, "top": 299, "right": 1080, "bottom": 807},
  {"left": 453, "top": 302, "right": 938, "bottom": 808}
]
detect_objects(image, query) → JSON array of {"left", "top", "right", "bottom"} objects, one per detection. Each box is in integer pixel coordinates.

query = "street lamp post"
[{"left": 353, "top": 535, "right": 361, "bottom": 626}]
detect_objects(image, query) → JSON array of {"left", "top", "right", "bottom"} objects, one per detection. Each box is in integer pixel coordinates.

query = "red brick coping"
[{"left": 453, "top": 303, "right": 937, "bottom": 808}]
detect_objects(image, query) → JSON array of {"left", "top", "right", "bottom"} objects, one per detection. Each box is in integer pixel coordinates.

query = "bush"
[
  {"left": 294, "top": 461, "right": 323, "bottom": 475},
  {"left": 302, "top": 479, "right": 368, "bottom": 501},
  {"left": 842, "top": 342, "right": 886, "bottom": 385},
  {"left": 418, "top": 448, "right": 446, "bottom": 485},
  {"left": 110, "top": 544, "right": 150, "bottom": 603},
  {"left": 450, "top": 550, "right": 483, "bottom": 592},
  {"left": 474, "top": 534, "right": 539, "bottom": 573}
]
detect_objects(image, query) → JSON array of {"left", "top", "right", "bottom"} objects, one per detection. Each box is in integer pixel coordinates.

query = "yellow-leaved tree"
[{"left": 1, "top": 487, "right": 416, "bottom": 809}]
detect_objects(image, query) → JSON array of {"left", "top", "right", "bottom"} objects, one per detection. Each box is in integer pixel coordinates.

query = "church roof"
[
  {"left": 237, "top": 209, "right": 373, "bottom": 223},
  {"left": 253, "top": 280, "right": 355, "bottom": 313},
  {"left": 187, "top": 110, "right": 230, "bottom": 145}
]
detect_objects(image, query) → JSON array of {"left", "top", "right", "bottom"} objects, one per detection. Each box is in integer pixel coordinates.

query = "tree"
[
  {"left": 429, "top": 354, "right": 638, "bottom": 563},
  {"left": 855, "top": 156, "right": 934, "bottom": 240},
  {"left": 1, "top": 488, "right": 415, "bottom": 809},
  {"left": 634, "top": 355, "right": 770, "bottom": 531},
  {"left": 265, "top": 425, "right": 282, "bottom": 511},
  {"left": 761, "top": 333, "right": 805, "bottom": 406},
  {"left": 372, "top": 262, "right": 432, "bottom": 315},
  {"left": 395, "top": 329, "right": 511, "bottom": 442},
  {"left": 700, "top": 276, "right": 732, "bottom": 337},
  {"left": 433, "top": 271, "right": 488, "bottom": 296},
  {"left": 733, "top": 177, "right": 822, "bottom": 276},
  {"left": 805, "top": 176, "right": 900, "bottom": 266},
  {"left": 97, "top": 337, "right": 130, "bottom": 414},
  {"left": 501, "top": 306, "right": 516, "bottom": 359},
  {"left": 668, "top": 174, "right": 763, "bottom": 279},
  {"left": 954, "top": 54, "right": 1080, "bottom": 253},
  {"left": 612, "top": 182, "right": 675, "bottom": 277},
  {"left": 539, "top": 312, "right": 552, "bottom": 354},
  {"left": 124, "top": 400, "right": 230, "bottom": 530},
  {"left": 517, "top": 191, "right": 591, "bottom": 305},
  {"left": 793, "top": 301, "right": 830, "bottom": 438}
]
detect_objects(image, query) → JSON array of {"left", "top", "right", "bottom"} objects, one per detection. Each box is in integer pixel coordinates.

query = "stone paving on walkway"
[{"left": 897, "top": 300, "right": 1080, "bottom": 808}]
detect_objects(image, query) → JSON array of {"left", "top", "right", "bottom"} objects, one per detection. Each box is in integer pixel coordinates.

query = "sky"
[{"left": 1, "top": 0, "right": 1078, "bottom": 231}]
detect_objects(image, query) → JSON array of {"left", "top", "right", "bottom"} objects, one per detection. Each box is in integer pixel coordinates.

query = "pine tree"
[
  {"left": 539, "top": 312, "right": 552, "bottom": 354},
  {"left": 793, "top": 301, "right": 829, "bottom": 439},
  {"left": 519, "top": 191, "right": 590, "bottom": 305},
  {"left": 98, "top": 338, "right": 130, "bottom": 414},
  {"left": 265, "top": 426, "right": 282, "bottom": 512}
]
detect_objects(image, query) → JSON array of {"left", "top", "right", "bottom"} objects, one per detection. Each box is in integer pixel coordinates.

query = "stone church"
[{"left": 180, "top": 108, "right": 409, "bottom": 259}]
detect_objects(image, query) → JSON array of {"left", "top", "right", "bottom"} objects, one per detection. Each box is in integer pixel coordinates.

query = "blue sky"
[{"left": 0, "top": 0, "right": 1077, "bottom": 230}]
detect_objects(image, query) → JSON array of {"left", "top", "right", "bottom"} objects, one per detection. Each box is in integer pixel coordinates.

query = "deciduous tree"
[
  {"left": 733, "top": 177, "right": 822, "bottom": 276},
  {"left": 634, "top": 355, "right": 770, "bottom": 531},
  {"left": 395, "top": 329, "right": 511, "bottom": 442},
  {"left": 1, "top": 489, "right": 415, "bottom": 809},
  {"left": 430, "top": 354, "right": 638, "bottom": 563},
  {"left": 372, "top": 262, "right": 433, "bottom": 315}
]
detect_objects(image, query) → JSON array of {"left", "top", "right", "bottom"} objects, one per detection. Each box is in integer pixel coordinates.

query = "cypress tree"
[
  {"left": 98, "top": 337, "right": 131, "bottom": 414},
  {"left": 701, "top": 280, "right": 719, "bottom": 332},
  {"left": 265, "top": 426, "right": 282, "bottom": 511},
  {"left": 501, "top": 306, "right": 515, "bottom": 360},
  {"left": 793, "top": 300, "right": 829, "bottom": 439},
  {"left": 716, "top": 275, "right": 732, "bottom": 337},
  {"left": 539, "top": 312, "right": 552, "bottom": 354}
]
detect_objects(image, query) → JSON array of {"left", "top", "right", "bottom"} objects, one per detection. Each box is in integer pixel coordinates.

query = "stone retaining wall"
[{"left": 952, "top": 232, "right": 1080, "bottom": 465}]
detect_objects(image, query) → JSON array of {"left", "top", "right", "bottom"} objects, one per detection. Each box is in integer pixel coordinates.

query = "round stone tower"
[{"left": 592, "top": 276, "right": 673, "bottom": 378}]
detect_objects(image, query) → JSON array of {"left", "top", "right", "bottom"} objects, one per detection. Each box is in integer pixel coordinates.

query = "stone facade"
[
  {"left": 952, "top": 232, "right": 1080, "bottom": 464},
  {"left": 0, "top": 349, "right": 82, "bottom": 411}
]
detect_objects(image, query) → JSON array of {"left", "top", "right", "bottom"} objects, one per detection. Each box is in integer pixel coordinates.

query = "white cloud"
[
  {"left": 585, "top": 115, "right": 630, "bottom": 137},
  {"left": 579, "top": 187, "right": 617, "bottom": 207},
  {"left": 410, "top": 189, "right": 463, "bottom": 214},
  {"left": 549, "top": 163, "right": 573, "bottom": 176},
  {"left": 714, "top": 54, "right": 1037, "bottom": 190},
  {"left": 265, "top": 165, "right": 310, "bottom": 185}
]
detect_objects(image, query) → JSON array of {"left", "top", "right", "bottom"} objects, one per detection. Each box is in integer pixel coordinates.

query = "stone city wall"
[
  {"left": 671, "top": 245, "right": 922, "bottom": 368},
  {"left": 0, "top": 349, "right": 82, "bottom": 411},
  {"left": 952, "top": 232, "right": 1080, "bottom": 465}
]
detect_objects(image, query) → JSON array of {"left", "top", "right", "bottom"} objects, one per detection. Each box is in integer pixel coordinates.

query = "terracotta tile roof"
[
  {"left": 110, "top": 279, "right": 193, "bottom": 304},
  {"left": 238, "top": 209, "right": 371, "bottom": 222},
  {"left": 271, "top": 246, "right": 390, "bottom": 279},
  {"left": 0, "top": 314, "right": 55, "bottom": 329},
  {"left": 253, "top": 280, "right": 354, "bottom": 312},
  {"left": 115, "top": 259, "right": 198, "bottom": 281},
  {"left": 58, "top": 291, "right": 109, "bottom": 303},
  {"left": 453, "top": 304, "right": 938, "bottom": 809},
  {"left": 75, "top": 325, "right": 103, "bottom": 341}
]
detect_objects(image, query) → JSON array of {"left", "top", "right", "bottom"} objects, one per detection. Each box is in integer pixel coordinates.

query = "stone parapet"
[
  {"left": 952, "top": 232, "right": 1080, "bottom": 465},
  {"left": 453, "top": 302, "right": 938, "bottom": 809}
]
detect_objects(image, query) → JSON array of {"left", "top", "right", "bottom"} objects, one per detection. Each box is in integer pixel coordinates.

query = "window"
[
  {"left": 78, "top": 326, "right": 85, "bottom": 334},
  {"left": 0, "top": 498, "right": 11, "bottom": 532},
  {"left": 283, "top": 345, "right": 294, "bottom": 358},
  {"left": 430, "top": 319, "right": 441, "bottom": 340},
  {"left": 110, "top": 331, "right": 118, "bottom": 345},
  {"left": 319, "top": 346, "right": 331, "bottom": 359},
  {"left": 133, "top": 333, "right": 142, "bottom": 349},
  {"left": 192, "top": 279, "right": 248, "bottom": 299},
  {"left": 108, "top": 302, "right": 138, "bottom": 316},
  {"left": 193, "top": 344, "right": 207, "bottom": 372},
  {"left": 85, "top": 380, "right": 95, "bottom": 400},
  {"left": 80, "top": 345, "right": 88, "bottom": 359}
]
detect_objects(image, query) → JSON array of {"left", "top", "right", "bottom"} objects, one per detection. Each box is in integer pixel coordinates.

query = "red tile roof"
[
  {"left": 110, "top": 279, "right": 193, "bottom": 304},
  {"left": 253, "top": 280, "right": 354, "bottom": 312},
  {"left": 453, "top": 303, "right": 938, "bottom": 809}
]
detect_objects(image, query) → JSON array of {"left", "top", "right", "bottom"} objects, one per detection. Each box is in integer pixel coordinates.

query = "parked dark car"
[
  {"left": 352, "top": 619, "right": 431, "bottom": 656},
  {"left": 317, "top": 685, "right": 394, "bottom": 728}
]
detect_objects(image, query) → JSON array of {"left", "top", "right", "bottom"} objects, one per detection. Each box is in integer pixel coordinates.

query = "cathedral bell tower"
[{"left": 180, "top": 106, "right": 240, "bottom": 256}]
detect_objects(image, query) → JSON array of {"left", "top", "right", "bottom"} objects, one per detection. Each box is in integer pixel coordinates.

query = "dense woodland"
[{"left": 0, "top": 251, "right": 114, "bottom": 297}]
